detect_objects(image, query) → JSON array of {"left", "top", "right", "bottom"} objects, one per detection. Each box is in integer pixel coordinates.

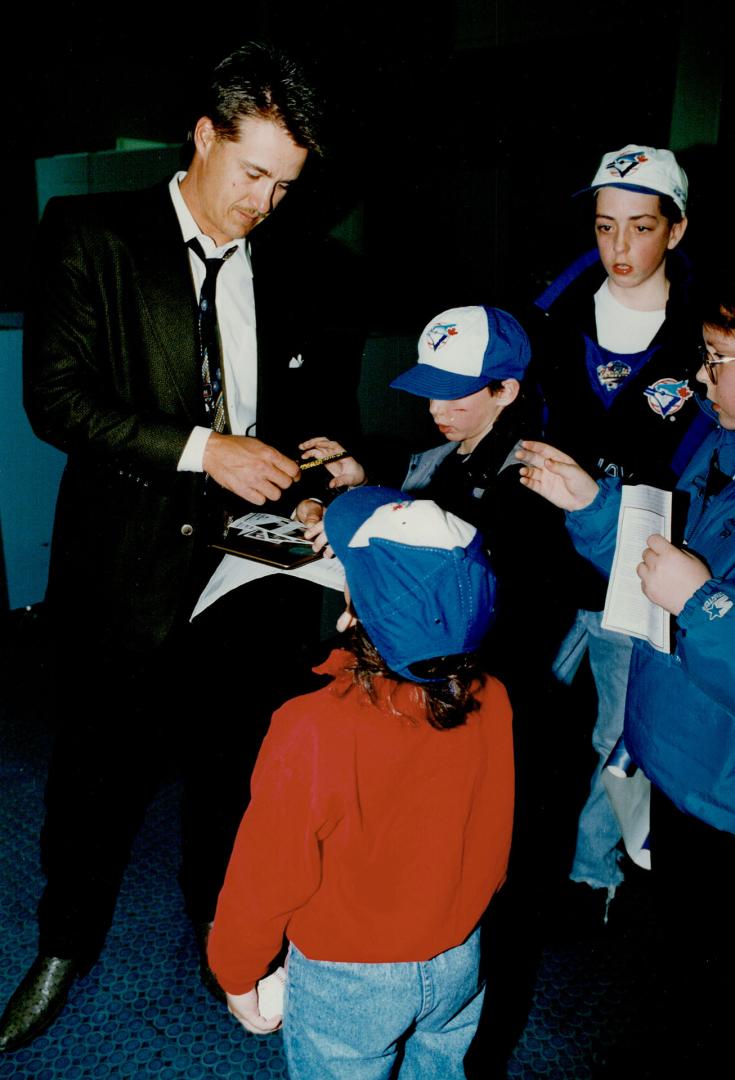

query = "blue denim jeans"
[
  {"left": 553, "top": 608, "right": 633, "bottom": 890},
  {"left": 282, "top": 927, "right": 484, "bottom": 1079}
]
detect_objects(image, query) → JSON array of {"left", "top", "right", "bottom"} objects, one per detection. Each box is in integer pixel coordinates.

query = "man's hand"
[
  {"left": 299, "top": 437, "right": 366, "bottom": 490},
  {"left": 226, "top": 988, "right": 282, "bottom": 1035},
  {"left": 516, "top": 441, "right": 599, "bottom": 511},
  {"left": 637, "top": 534, "right": 711, "bottom": 616},
  {"left": 204, "top": 433, "right": 300, "bottom": 504}
]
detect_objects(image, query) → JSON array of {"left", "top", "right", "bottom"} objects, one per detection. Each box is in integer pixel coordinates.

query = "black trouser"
[{"left": 37, "top": 575, "right": 325, "bottom": 962}]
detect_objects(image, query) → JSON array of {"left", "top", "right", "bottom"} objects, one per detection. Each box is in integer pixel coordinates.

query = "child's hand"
[
  {"left": 299, "top": 436, "right": 366, "bottom": 489},
  {"left": 226, "top": 988, "right": 282, "bottom": 1035},
  {"left": 516, "top": 441, "right": 599, "bottom": 511},
  {"left": 293, "top": 499, "right": 325, "bottom": 528},
  {"left": 303, "top": 517, "right": 335, "bottom": 558},
  {"left": 637, "top": 534, "right": 711, "bottom": 615}
]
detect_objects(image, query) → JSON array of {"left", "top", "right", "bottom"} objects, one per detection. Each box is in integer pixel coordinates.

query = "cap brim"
[
  {"left": 573, "top": 181, "right": 674, "bottom": 202},
  {"left": 390, "top": 364, "right": 489, "bottom": 400}
]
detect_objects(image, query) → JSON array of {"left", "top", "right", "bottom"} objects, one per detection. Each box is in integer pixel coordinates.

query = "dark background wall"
[
  {"left": 0, "top": 0, "right": 731, "bottom": 611},
  {"left": 1, "top": 0, "right": 732, "bottom": 327}
]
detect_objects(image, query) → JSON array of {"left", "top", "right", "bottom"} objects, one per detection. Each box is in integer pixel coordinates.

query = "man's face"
[
  {"left": 594, "top": 187, "right": 686, "bottom": 294},
  {"left": 186, "top": 115, "right": 308, "bottom": 244},
  {"left": 696, "top": 326, "right": 735, "bottom": 430},
  {"left": 428, "top": 387, "right": 505, "bottom": 453}
]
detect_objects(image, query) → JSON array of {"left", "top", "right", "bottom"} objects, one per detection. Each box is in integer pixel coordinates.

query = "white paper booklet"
[{"left": 601, "top": 484, "right": 672, "bottom": 653}]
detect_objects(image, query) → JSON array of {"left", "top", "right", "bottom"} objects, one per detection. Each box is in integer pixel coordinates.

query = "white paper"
[
  {"left": 601, "top": 484, "right": 672, "bottom": 653},
  {"left": 191, "top": 550, "right": 346, "bottom": 620},
  {"left": 257, "top": 966, "right": 286, "bottom": 1020}
]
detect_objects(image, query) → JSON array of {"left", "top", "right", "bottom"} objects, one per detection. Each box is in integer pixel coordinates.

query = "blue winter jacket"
[{"left": 566, "top": 420, "right": 735, "bottom": 834}]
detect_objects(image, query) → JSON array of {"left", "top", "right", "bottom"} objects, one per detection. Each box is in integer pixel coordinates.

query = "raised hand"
[{"left": 516, "top": 441, "right": 599, "bottom": 511}]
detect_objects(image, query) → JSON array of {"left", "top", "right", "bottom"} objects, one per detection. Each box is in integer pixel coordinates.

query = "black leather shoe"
[
  {"left": 193, "top": 922, "right": 226, "bottom": 1004},
  {"left": 0, "top": 955, "right": 78, "bottom": 1052}
]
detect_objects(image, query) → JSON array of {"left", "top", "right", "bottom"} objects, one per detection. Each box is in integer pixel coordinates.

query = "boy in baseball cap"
[
  {"left": 208, "top": 486, "right": 513, "bottom": 1078},
  {"left": 299, "top": 302, "right": 574, "bottom": 734},
  {"left": 301, "top": 304, "right": 539, "bottom": 529},
  {"left": 525, "top": 142, "right": 708, "bottom": 922}
]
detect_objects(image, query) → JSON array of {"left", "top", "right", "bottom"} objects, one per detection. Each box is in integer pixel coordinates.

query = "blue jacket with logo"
[
  {"left": 526, "top": 248, "right": 713, "bottom": 609},
  {"left": 566, "top": 418, "right": 735, "bottom": 834},
  {"left": 528, "top": 248, "right": 710, "bottom": 486}
]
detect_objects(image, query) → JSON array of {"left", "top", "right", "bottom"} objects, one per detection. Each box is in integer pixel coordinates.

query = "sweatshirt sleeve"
[
  {"left": 674, "top": 575, "right": 735, "bottom": 717},
  {"left": 564, "top": 477, "right": 622, "bottom": 577},
  {"left": 207, "top": 704, "right": 342, "bottom": 995}
]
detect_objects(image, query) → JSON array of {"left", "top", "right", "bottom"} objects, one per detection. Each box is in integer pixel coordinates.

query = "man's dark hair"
[
  {"left": 202, "top": 40, "right": 323, "bottom": 154},
  {"left": 339, "top": 624, "right": 486, "bottom": 731}
]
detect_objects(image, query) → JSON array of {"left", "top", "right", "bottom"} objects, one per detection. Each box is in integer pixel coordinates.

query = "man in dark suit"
[{"left": 0, "top": 41, "right": 359, "bottom": 1052}]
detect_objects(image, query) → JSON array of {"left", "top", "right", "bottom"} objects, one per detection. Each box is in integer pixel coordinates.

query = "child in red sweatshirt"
[{"left": 208, "top": 486, "right": 514, "bottom": 1079}]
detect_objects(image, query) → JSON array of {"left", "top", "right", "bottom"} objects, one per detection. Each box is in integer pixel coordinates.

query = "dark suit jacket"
[{"left": 23, "top": 182, "right": 361, "bottom": 652}]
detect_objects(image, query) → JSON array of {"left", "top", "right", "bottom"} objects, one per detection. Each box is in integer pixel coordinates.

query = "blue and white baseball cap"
[
  {"left": 324, "top": 486, "right": 495, "bottom": 683},
  {"left": 390, "top": 305, "right": 532, "bottom": 401},
  {"left": 578, "top": 144, "right": 688, "bottom": 215}
]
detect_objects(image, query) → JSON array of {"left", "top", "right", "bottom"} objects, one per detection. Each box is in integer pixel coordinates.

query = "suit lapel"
[{"left": 123, "top": 183, "right": 202, "bottom": 423}]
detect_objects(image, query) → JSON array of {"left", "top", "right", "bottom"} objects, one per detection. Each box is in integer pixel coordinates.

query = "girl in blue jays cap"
[{"left": 208, "top": 486, "right": 514, "bottom": 1079}]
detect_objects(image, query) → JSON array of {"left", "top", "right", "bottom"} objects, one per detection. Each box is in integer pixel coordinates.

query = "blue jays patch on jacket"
[{"left": 643, "top": 377, "right": 693, "bottom": 419}]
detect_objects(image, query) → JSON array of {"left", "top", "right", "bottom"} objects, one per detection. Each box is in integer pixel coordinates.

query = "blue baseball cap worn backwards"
[
  {"left": 324, "top": 486, "right": 496, "bottom": 683},
  {"left": 390, "top": 305, "right": 532, "bottom": 401}
]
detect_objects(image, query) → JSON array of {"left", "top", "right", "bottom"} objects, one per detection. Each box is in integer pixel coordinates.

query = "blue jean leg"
[
  {"left": 553, "top": 609, "right": 632, "bottom": 889},
  {"left": 282, "top": 928, "right": 484, "bottom": 1080}
]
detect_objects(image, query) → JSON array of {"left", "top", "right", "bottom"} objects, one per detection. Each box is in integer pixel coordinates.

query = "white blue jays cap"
[
  {"left": 579, "top": 144, "right": 688, "bottom": 215},
  {"left": 324, "top": 487, "right": 496, "bottom": 683},
  {"left": 390, "top": 305, "right": 532, "bottom": 400}
]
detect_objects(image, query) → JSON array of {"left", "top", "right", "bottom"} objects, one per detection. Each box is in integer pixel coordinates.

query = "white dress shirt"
[{"left": 169, "top": 172, "right": 258, "bottom": 471}]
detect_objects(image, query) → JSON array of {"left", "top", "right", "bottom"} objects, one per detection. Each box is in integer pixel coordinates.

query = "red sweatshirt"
[{"left": 208, "top": 649, "right": 514, "bottom": 994}]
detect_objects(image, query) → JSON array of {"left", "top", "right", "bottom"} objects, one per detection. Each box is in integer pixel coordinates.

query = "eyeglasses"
[{"left": 697, "top": 343, "right": 735, "bottom": 383}]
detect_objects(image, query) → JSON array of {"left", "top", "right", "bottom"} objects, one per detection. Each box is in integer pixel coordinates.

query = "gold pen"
[{"left": 299, "top": 451, "right": 348, "bottom": 471}]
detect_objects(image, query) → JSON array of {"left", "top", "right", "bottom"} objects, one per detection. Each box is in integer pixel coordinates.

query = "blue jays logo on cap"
[
  {"left": 427, "top": 322, "right": 459, "bottom": 352},
  {"left": 604, "top": 151, "right": 649, "bottom": 179},
  {"left": 643, "top": 377, "right": 693, "bottom": 418}
]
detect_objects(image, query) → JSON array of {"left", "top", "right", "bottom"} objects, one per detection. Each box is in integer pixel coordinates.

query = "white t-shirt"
[{"left": 594, "top": 279, "right": 665, "bottom": 353}]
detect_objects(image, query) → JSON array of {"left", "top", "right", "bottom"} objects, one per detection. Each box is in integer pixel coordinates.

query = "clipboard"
[{"left": 209, "top": 512, "right": 323, "bottom": 571}]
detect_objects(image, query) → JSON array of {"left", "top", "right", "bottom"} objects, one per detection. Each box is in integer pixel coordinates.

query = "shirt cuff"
[{"left": 177, "top": 427, "right": 212, "bottom": 472}]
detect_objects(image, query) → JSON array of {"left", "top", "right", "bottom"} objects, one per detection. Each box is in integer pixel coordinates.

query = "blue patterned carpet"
[{"left": 0, "top": 607, "right": 657, "bottom": 1079}]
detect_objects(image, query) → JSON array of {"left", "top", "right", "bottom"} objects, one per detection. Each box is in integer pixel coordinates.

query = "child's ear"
[
  {"left": 498, "top": 378, "right": 520, "bottom": 405},
  {"left": 667, "top": 215, "right": 688, "bottom": 251}
]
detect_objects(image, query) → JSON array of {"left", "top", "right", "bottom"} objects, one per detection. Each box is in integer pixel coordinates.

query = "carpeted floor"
[{"left": 0, "top": 606, "right": 660, "bottom": 1079}]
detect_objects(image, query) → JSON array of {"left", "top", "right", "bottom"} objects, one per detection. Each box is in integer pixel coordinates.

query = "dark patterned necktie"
[{"left": 187, "top": 237, "right": 237, "bottom": 432}]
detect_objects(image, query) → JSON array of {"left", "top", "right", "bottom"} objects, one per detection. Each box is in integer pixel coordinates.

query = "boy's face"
[
  {"left": 594, "top": 187, "right": 686, "bottom": 294},
  {"left": 696, "top": 326, "right": 735, "bottom": 429},
  {"left": 429, "top": 386, "right": 505, "bottom": 453}
]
